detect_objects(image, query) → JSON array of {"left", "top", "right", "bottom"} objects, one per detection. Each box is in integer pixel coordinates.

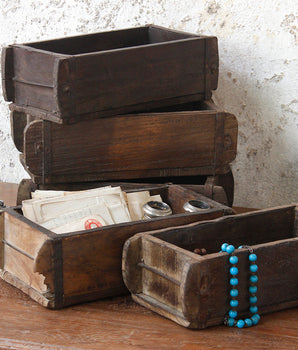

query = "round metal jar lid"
[
  {"left": 143, "top": 201, "right": 172, "bottom": 219},
  {"left": 183, "top": 200, "right": 210, "bottom": 213}
]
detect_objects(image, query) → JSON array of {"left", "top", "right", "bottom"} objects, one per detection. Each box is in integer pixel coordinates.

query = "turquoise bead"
[
  {"left": 249, "top": 296, "right": 257, "bottom": 304},
  {"left": 230, "top": 267, "right": 239, "bottom": 275},
  {"left": 226, "top": 245, "right": 235, "bottom": 254},
  {"left": 230, "top": 299, "right": 239, "bottom": 307},
  {"left": 229, "top": 310, "right": 237, "bottom": 318},
  {"left": 221, "top": 243, "right": 228, "bottom": 252},
  {"left": 238, "top": 245, "right": 243, "bottom": 249},
  {"left": 230, "top": 278, "right": 238, "bottom": 286},
  {"left": 227, "top": 318, "right": 235, "bottom": 327},
  {"left": 250, "top": 275, "right": 258, "bottom": 283},
  {"left": 236, "top": 319, "right": 245, "bottom": 328},
  {"left": 249, "top": 286, "right": 257, "bottom": 294},
  {"left": 249, "top": 264, "right": 258, "bottom": 273},
  {"left": 230, "top": 289, "right": 238, "bottom": 297},
  {"left": 250, "top": 305, "right": 258, "bottom": 314},
  {"left": 245, "top": 318, "right": 253, "bottom": 327},
  {"left": 229, "top": 256, "right": 238, "bottom": 264},
  {"left": 249, "top": 253, "right": 257, "bottom": 261},
  {"left": 251, "top": 314, "right": 260, "bottom": 325}
]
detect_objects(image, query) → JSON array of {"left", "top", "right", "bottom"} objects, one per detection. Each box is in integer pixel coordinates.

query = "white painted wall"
[{"left": 0, "top": 0, "right": 297, "bottom": 208}]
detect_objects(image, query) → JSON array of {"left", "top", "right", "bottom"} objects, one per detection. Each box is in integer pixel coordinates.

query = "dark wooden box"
[
  {"left": 2, "top": 25, "right": 218, "bottom": 124},
  {"left": 10, "top": 101, "right": 237, "bottom": 188},
  {"left": 0, "top": 184, "right": 233, "bottom": 309},
  {"left": 123, "top": 205, "right": 298, "bottom": 329}
]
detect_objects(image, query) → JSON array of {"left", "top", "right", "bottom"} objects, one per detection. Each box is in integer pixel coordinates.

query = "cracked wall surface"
[{"left": 0, "top": 0, "right": 297, "bottom": 208}]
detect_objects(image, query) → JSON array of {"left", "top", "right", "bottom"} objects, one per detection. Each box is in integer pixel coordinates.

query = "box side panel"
[
  {"left": 23, "top": 112, "right": 234, "bottom": 183},
  {"left": 3, "top": 245, "right": 47, "bottom": 292},
  {"left": 1, "top": 47, "right": 14, "bottom": 101},
  {"left": 153, "top": 205, "right": 296, "bottom": 253},
  {"left": 4, "top": 211, "right": 49, "bottom": 258},
  {"left": 12, "top": 46, "right": 59, "bottom": 113},
  {"left": 62, "top": 38, "right": 209, "bottom": 117}
]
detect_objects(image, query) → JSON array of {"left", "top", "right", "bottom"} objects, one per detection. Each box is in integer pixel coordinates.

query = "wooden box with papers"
[{"left": 0, "top": 184, "right": 233, "bottom": 309}]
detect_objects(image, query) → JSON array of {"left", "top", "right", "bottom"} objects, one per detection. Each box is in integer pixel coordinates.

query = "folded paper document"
[{"left": 22, "top": 187, "right": 165, "bottom": 234}]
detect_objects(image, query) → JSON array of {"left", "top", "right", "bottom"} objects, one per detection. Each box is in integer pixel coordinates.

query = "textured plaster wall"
[{"left": 0, "top": 0, "right": 297, "bottom": 208}]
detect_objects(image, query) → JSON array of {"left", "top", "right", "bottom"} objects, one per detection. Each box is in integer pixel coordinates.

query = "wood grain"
[
  {"left": 0, "top": 182, "right": 297, "bottom": 349},
  {"left": 0, "top": 278, "right": 297, "bottom": 350},
  {"left": 3, "top": 25, "right": 218, "bottom": 123},
  {"left": 123, "top": 204, "right": 298, "bottom": 328},
  {"left": 22, "top": 107, "right": 237, "bottom": 185}
]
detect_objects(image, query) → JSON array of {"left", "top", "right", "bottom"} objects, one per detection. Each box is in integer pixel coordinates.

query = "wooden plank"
[
  {"left": 0, "top": 276, "right": 297, "bottom": 350},
  {"left": 64, "top": 37, "right": 208, "bottom": 118},
  {"left": 1, "top": 46, "right": 14, "bottom": 101},
  {"left": 23, "top": 110, "right": 237, "bottom": 184},
  {"left": 4, "top": 210, "right": 50, "bottom": 258},
  {"left": 3, "top": 244, "right": 48, "bottom": 292},
  {"left": 0, "top": 210, "right": 4, "bottom": 269},
  {"left": 10, "top": 110, "right": 27, "bottom": 152}
]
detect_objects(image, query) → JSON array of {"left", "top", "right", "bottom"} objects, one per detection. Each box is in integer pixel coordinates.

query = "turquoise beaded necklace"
[{"left": 220, "top": 243, "right": 261, "bottom": 328}]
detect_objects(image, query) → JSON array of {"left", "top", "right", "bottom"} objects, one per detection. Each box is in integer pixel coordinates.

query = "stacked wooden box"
[
  {"left": 2, "top": 24, "right": 237, "bottom": 205},
  {"left": 1, "top": 25, "right": 238, "bottom": 309}
]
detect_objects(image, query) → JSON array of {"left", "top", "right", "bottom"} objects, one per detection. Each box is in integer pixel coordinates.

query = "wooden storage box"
[
  {"left": 123, "top": 204, "right": 298, "bottom": 329},
  {"left": 0, "top": 184, "right": 233, "bottom": 309},
  {"left": 2, "top": 25, "right": 218, "bottom": 124},
  {"left": 10, "top": 101, "right": 237, "bottom": 186}
]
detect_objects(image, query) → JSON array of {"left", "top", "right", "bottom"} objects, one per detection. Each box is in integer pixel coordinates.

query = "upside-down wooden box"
[
  {"left": 2, "top": 25, "right": 218, "bottom": 124},
  {"left": 123, "top": 204, "right": 298, "bottom": 329},
  {"left": 10, "top": 100, "right": 237, "bottom": 188},
  {"left": 0, "top": 184, "right": 233, "bottom": 309}
]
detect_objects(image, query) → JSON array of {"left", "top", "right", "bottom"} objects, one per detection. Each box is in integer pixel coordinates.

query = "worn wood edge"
[
  {"left": 0, "top": 210, "right": 4, "bottom": 270},
  {"left": 295, "top": 206, "right": 298, "bottom": 237},
  {"left": 132, "top": 293, "right": 191, "bottom": 328},
  {"left": 179, "top": 260, "right": 204, "bottom": 328},
  {"left": 122, "top": 234, "right": 143, "bottom": 293},
  {"left": 0, "top": 269, "right": 51, "bottom": 308},
  {"left": 4, "top": 207, "right": 57, "bottom": 239},
  {"left": 29, "top": 165, "right": 232, "bottom": 185},
  {"left": 9, "top": 103, "right": 62, "bottom": 124},
  {"left": 223, "top": 112, "right": 238, "bottom": 164},
  {"left": 10, "top": 110, "right": 26, "bottom": 152},
  {"left": 1, "top": 46, "right": 14, "bottom": 101}
]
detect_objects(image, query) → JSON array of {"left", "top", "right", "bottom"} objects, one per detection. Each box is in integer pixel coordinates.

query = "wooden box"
[
  {"left": 123, "top": 204, "right": 298, "bottom": 329},
  {"left": 10, "top": 101, "right": 237, "bottom": 187},
  {"left": 0, "top": 184, "right": 233, "bottom": 309},
  {"left": 2, "top": 25, "right": 218, "bottom": 124}
]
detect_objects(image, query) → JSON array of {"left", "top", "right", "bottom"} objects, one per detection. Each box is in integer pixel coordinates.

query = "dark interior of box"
[
  {"left": 153, "top": 206, "right": 296, "bottom": 254},
  {"left": 25, "top": 26, "right": 196, "bottom": 55}
]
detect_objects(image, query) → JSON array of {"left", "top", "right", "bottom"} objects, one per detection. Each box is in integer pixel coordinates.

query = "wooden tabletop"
[{"left": 0, "top": 182, "right": 297, "bottom": 350}]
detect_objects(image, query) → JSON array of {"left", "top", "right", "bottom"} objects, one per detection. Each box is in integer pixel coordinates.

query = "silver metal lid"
[
  {"left": 143, "top": 201, "right": 172, "bottom": 219},
  {"left": 183, "top": 200, "right": 210, "bottom": 213}
]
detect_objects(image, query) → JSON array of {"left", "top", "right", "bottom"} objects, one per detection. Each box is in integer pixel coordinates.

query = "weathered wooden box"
[
  {"left": 123, "top": 204, "right": 298, "bottom": 329},
  {"left": 0, "top": 184, "right": 233, "bottom": 309},
  {"left": 2, "top": 25, "right": 218, "bottom": 124},
  {"left": 10, "top": 101, "right": 237, "bottom": 187}
]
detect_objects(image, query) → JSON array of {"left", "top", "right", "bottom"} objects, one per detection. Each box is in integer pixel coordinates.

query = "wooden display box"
[
  {"left": 123, "top": 204, "right": 298, "bottom": 329},
  {"left": 0, "top": 184, "right": 233, "bottom": 309},
  {"left": 2, "top": 25, "right": 218, "bottom": 124},
  {"left": 10, "top": 101, "right": 237, "bottom": 186}
]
